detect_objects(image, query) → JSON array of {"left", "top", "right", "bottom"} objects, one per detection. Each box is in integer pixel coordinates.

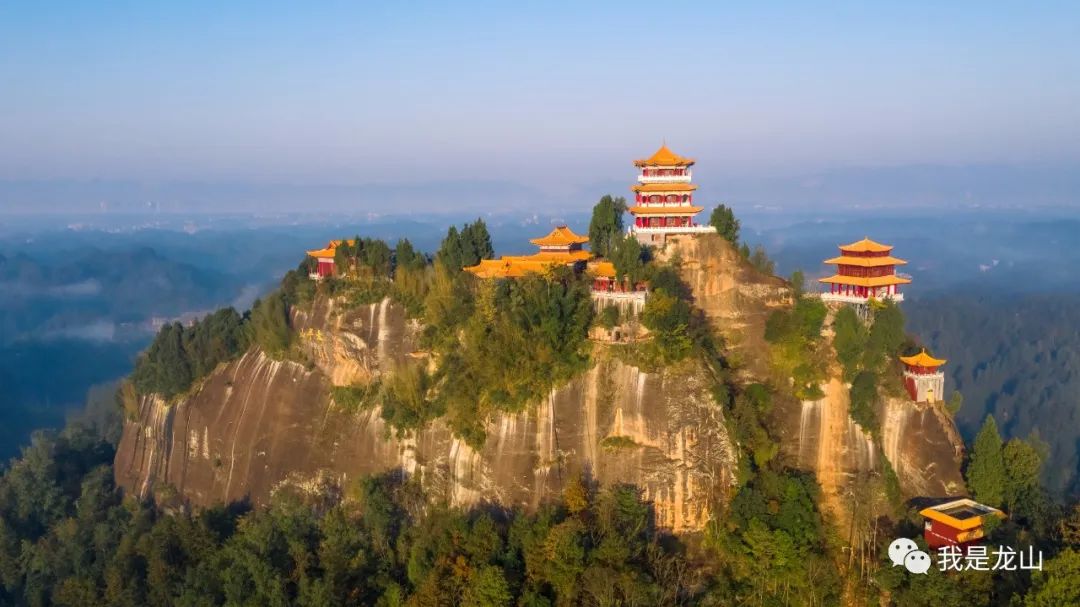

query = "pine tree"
[
  {"left": 709, "top": 204, "right": 740, "bottom": 244},
  {"left": 967, "top": 415, "right": 1006, "bottom": 507}
]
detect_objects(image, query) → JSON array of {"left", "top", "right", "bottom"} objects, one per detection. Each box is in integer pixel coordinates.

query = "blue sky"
[{"left": 1, "top": 1, "right": 1078, "bottom": 201}]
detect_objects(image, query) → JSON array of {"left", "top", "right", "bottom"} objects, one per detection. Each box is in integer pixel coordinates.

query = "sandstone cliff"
[
  {"left": 664, "top": 234, "right": 965, "bottom": 520},
  {"left": 115, "top": 297, "right": 738, "bottom": 532},
  {"left": 115, "top": 233, "right": 966, "bottom": 532}
]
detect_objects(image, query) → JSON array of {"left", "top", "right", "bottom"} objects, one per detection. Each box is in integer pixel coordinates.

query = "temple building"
[
  {"left": 465, "top": 225, "right": 590, "bottom": 278},
  {"left": 819, "top": 237, "right": 910, "bottom": 307},
  {"left": 306, "top": 239, "right": 355, "bottom": 279},
  {"left": 919, "top": 498, "right": 1006, "bottom": 550},
  {"left": 901, "top": 349, "right": 947, "bottom": 403},
  {"left": 589, "top": 260, "right": 648, "bottom": 312},
  {"left": 629, "top": 144, "right": 715, "bottom": 244}
]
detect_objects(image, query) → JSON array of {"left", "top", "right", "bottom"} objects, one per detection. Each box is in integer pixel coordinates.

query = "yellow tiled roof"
[
  {"left": 839, "top": 237, "right": 893, "bottom": 253},
  {"left": 633, "top": 144, "right": 695, "bottom": 167},
  {"left": 631, "top": 182, "right": 698, "bottom": 193},
  {"left": 627, "top": 205, "right": 704, "bottom": 215},
  {"left": 919, "top": 499, "right": 1005, "bottom": 531},
  {"left": 306, "top": 239, "right": 356, "bottom": 259},
  {"left": 464, "top": 250, "right": 588, "bottom": 279},
  {"left": 824, "top": 255, "right": 908, "bottom": 267},
  {"left": 900, "top": 349, "right": 947, "bottom": 367},
  {"left": 529, "top": 225, "right": 589, "bottom": 247},
  {"left": 590, "top": 261, "right": 617, "bottom": 278},
  {"left": 817, "top": 274, "right": 911, "bottom": 287},
  {"left": 464, "top": 259, "right": 552, "bottom": 279}
]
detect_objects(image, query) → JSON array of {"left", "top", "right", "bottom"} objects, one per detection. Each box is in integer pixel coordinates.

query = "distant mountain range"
[{"left": 2, "top": 163, "right": 1078, "bottom": 216}]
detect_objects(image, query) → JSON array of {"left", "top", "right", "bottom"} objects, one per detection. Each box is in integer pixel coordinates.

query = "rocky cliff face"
[
  {"left": 115, "top": 234, "right": 966, "bottom": 532},
  {"left": 115, "top": 297, "right": 737, "bottom": 532},
  {"left": 663, "top": 234, "right": 965, "bottom": 519}
]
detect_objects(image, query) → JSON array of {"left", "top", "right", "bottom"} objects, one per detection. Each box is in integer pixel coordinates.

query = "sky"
[{"left": 1, "top": 1, "right": 1079, "bottom": 210}]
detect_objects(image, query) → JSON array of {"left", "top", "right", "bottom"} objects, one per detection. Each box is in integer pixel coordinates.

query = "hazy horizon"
[{"left": 2, "top": 2, "right": 1079, "bottom": 213}]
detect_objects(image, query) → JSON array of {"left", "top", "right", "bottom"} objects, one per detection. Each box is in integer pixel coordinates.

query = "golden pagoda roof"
[
  {"left": 919, "top": 498, "right": 1005, "bottom": 531},
  {"left": 464, "top": 259, "right": 552, "bottom": 279},
  {"left": 817, "top": 274, "right": 911, "bottom": 288},
  {"left": 824, "top": 255, "right": 908, "bottom": 267},
  {"left": 900, "top": 349, "right": 947, "bottom": 367},
  {"left": 529, "top": 225, "right": 589, "bottom": 247},
  {"left": 631, "top": 182, "right": 698, "bottom": 193},
  {"left": 507, "top": 250, "right": 591, "bottom": 263},
  {"left": 590, "top": 261, "right": 617, "bottom": 279},
  {"left": 633, "top": 144, "right": 695, "bottom": 167},
  {"left": 306, "top": 239, "right": 356, "bottom": 259},
  {"left": 839, "top": 237, "right": 893, "bottom": 253},
  {"left": 464, "top": 250, "right": 589, "bottom": 279},
  {"left": 627, "top": 205, "right": 704, "bottom": 215}
]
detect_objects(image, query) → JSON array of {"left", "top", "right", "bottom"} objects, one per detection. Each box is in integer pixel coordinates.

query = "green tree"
[
  {"left": 608, "top": 234, "right": 645, "bottom": 282},
  {"left": 748, "top": 245, "right": 775, "bottom": 275},
  {"left": 587, "top": 195, "right": 627, "bottom": 257},
  {"left": 641, "top": 288, "right": 693, "bottom": 363},
  {"left": 436, "top": 225, "right": 464, "bottom": 271},
  {"left": 249, "top": 293, "right": 292, "bottom": 358},
  {"left": 461, "top": 565, "right": 512, "bottom": 607},
  {"left": 599, "top": 305, "right": 619, "bottom": 330},
  {"left": 1025, "top": 549, "right": 1080, "bottom": 607},
  {"left": 131, "top": 322, "right": 193, "bottom": 397},
  {"left": 832, "top": 307, "right": 867, "bottom": 380},
  {"left": 709, "top": 204, "right": 740, "bottom": 244},
  {"left": 863, "top": 300, "right": 905, "bottom": 371},
  {"left": 946, "top": 390, "right": 964, "bottom": 415},
  {"left": 790, "top": 269, "right": 806, "bottom": 298},
  {"left": 460, "top": 219, "right": 494, "bottom": 267},
  {"left": 967, "top": 415, "right": 1006, "bottom": 507},
  {"left": 849, "top": 370, "right": 879, "bottom": 432}
]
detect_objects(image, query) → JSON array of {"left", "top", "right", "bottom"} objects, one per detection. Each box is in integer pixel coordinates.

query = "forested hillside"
[{"left": 907, "top": 294, "right": 1080, "bottom": 496}]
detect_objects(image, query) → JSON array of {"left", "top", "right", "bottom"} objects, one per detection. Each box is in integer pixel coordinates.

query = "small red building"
[
  {"left": 920, "top": 498, "right": 1005, "bottom": 549},
  {"left": 305, "top": 239, "right": 354, "bottom": 279},
  {"left": 901, "top": 349, "right": 946, "bottom": 403}
]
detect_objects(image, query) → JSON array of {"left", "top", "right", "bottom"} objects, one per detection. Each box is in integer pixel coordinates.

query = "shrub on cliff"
[{"left": 764, "top": 296, "right": 827, "bottom": 400}]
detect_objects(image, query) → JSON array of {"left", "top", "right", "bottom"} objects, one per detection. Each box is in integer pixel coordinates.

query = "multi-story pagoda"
[
  {"left": 819, "top": 237, "right": 910, "bottom": 306},
  {"left": 900, "top": 349, "right": 946, "bottom": 404},
  {"left": 629, "top": 144, "right": 715, "bottom": 244},
  {"left": 465, "top": 225, "right": 590, "bottom": 278}
]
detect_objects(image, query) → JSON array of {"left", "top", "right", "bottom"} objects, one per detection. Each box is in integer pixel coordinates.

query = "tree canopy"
[
  {"left": 587, "top": 195, "right": 627, "bottom": 258},
  {"left": 709, "top": 204, "right": 740, "bottom": 244}
]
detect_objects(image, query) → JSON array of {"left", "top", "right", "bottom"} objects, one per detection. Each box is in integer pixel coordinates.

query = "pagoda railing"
[
  {"left": 819, "top": 291, "right": 904, "bottom": 304},
  {"left": 632, "top": 225, "right": 716, "bottom": 234},
  {"left": 638, "top": 173, "right": 692, "bottom": 183}
]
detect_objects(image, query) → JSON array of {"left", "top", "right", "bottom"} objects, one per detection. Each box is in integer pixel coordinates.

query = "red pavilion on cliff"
[
  {"left": 819, "top": 237, "right": 910, "bottom": 305},
  {"left": 306, "top": 239, "right": 354, "bottom": 279}
]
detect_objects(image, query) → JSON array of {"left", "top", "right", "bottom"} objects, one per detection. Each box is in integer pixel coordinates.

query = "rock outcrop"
[
  {"left": 115, "top": 298, "right": 737, "bottom": 532},
  {"left": 115, "top": 233, "right": 966, "bottom": 534},
  {"left": 663, "top": 234, "right": 965, "bottom": 519}
]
